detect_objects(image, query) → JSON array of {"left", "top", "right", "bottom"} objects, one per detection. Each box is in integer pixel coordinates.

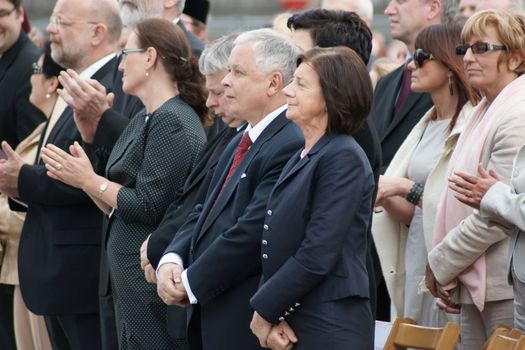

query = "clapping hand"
[
  {"left": 0, "top": 141, "right": 24, "bottom": 197},
  {"left": 41, "top": 142, "right": 94, "bottom": 189}
]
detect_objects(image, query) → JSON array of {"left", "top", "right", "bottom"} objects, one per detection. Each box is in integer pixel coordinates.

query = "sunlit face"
[
  {"left": 407, "top": 51, "right": 449, "bottom": 94},
  {"left": 283, "top": 62, "right": 327, "bottom": 126},
  {"left": 46, "top": 0, "right": 95, "bottom": 70},
  {"left": 118, "top": 32, "right": 147, "bottom": 95},
  {"left": 384, "top": 0, "right": 431, "bottom": 47},
  {"left": 459, "top": 0, "right": 478, "bottom": 18},
  {"left": 221, "top": 42, "right": 273, "bottom": 123},
  {"left": 462, "top": 26, "right": 513, "bottom": 93},
  {"left": 290, "top": 29, "right": 314, "bottom": 52},
  {"left": 0, "top": 0, "right": 22, "bottom": 54},
  {"left": 321, "top": 0, "right": 358, "bottom": 12}
]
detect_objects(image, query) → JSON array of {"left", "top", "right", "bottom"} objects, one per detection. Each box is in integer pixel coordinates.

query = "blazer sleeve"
[
  {"left": 115, "top": 110, "right": 204, "bottom": 226},
  {"left": 250, "top": 147, "right": 372, "bottom": 323},
  {"left": 185, "top": 140, "right": 300, "bottom": 305},
  {"left": 428, "top": 109, "right": 525, "bottom": 284},
  {"left": 480, "top": 181, "right": 525, "bottom": 231}
]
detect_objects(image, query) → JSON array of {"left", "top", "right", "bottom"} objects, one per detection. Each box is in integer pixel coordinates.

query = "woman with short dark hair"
[{"left": 249, "top": 46, "right": 375, "bottom": 350}]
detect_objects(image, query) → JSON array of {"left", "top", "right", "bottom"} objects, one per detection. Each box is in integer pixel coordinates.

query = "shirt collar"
[
  {"left": 245, "top": 104, "right": 287, "bottom": 143},
  {"left": 79, "top": 53, "right": 116, "bottom": 79}
]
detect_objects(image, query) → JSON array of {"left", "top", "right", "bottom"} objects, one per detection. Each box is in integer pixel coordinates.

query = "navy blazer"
[
  {"left": 164, "top": 111, "right": 303, "bottom": 350},
  {"left": 17, "top": 58, "right": 118, "bottom": 315},
  {"left": 370, "top": 64, "right": 433, "bottom": 173},
  {"left": 250, "top": 133, "right": 374, "bottom": 324}
]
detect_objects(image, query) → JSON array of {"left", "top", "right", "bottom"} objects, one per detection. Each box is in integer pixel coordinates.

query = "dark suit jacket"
[
  {"left": 147, "top": 124, "right": 241, "bottom": 269},
  {"left": 249, "top": 133, "right": 374, "bottom": 325},
  {"left": 177, "top": 20, "right": 204, "bottom": 57},
  {"left": 16, "top": 58, "right": 117, "bottom": 315},
  {"left": 0, "top": 32, "right": 45, "bottom": 148},
  {"left": 164, "top": 111, "right": 303, "bottom": 349},
  {"left": 370, "top": 64, "right": 433, "bottom": 173}
]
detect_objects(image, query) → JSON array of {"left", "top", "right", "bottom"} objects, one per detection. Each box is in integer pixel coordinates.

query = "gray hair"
[
  {"left": 439, "top": 0, "right": 459, "bottom": 23},
  {"left": 199, "top": 33, "right": 239, "bottom": 75},
  {"left": 234, "top": 28, "right": 300, "bottom": 85},
  {"left": 91, "top": 0, "right": 122, "bottom": 43}
]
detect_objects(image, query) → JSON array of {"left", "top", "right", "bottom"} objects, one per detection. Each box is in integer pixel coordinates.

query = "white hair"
[
  {"left": 199, "top": 33, "right": 239, "bottom": 75},
  {"left": 234, "top": 28, "right": 300, "bottom": 85}
]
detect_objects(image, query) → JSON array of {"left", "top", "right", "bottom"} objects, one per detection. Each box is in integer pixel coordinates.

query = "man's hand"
[
  {"left": 58, "top": 69, "right": 114, "bottom": 143},
  {"left": 250, "top": 311, "right": 273, "bottom": 348},
  {"left": 266, "top": 321, "right": 298, "bottom": 350},
  {"left": 0, "top": 141, "right": 24, "bottom": 197},
  {"left": 448, "top": 164, "right": 499, "bottom": 210},
  {"left": 157, "top": 263, "right": 188, "bottom": 307}
]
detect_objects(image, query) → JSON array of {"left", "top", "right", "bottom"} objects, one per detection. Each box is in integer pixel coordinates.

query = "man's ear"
[
  {"left": 91, "top": 23, "right": 109, "bottom": 47},
  {"left": 267, "top": 71, "right": 284, "bottom": 97}
]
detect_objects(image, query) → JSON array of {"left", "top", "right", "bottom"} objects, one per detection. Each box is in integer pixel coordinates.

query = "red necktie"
[
  {"left": 393, "top": 66, "right": 412, "bottom": 117},
  {"left": 219, "top": 132, "right": 253, "bottom": 193}
]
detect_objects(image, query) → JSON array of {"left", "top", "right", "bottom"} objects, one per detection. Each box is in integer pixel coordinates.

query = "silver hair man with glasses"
[
  {"left": 156, "top": 28, "right": 304, "bottom": 350},
  {"left": 0, "top": 0, "right": 122, "bottom": 349},
  {"left": 0, "top": 2, "right": 44, "bottom": 349}
]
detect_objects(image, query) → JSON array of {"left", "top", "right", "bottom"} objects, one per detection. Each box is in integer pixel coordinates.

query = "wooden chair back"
[{"left": 383, "top": 317, "right": 460, "bottom": 350}]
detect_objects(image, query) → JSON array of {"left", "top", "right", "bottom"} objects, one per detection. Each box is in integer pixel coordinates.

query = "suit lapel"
[
  {"left": 374, "top": 65, "right": 404, "bottom": 138},
  {"left": 382, "top": 91, "right": 427, "bottom": 140},
  {"left": 196, "top": 112, "right": 289, "bottom": 242},
  {"left": 0, "top": 32, "right": 27, "bottom": 83}
]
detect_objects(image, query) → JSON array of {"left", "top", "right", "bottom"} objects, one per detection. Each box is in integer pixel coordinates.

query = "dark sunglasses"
[
  {"left": 32, "top": 62, "right": 43, "bottom": 75},
  {"left": 413, "top": 49, "right": 435, "bottom": 69},
  {"left": 455, "top": 42, "right": 506, "bottom": 55}
]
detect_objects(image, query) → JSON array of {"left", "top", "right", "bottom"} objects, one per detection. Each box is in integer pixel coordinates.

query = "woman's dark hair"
[
  {"left": 135, "top": 18, "right": 209, "bottom": 125},
  {"left": 298, "top": 46, "right": 373, "bottom": 135},
  {"left": 42, "top": 42, "right": 65, "bottom": 84},
  {"left": 415, "top": 24, "right": 480, "bottom": 131}
]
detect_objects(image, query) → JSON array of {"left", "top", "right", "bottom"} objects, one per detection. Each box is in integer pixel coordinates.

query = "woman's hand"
[
  {"left": 266, "top": 321, "right": 298, "bottom": 350},
  {"left": 40, "top": 141, "right": 95, "bottom": 189},
  {"left": 448, "top": 163, "right": 499, "bottom": 210},
  {"left": 375, "top": 176, "right": 413, "bottom": 207}
]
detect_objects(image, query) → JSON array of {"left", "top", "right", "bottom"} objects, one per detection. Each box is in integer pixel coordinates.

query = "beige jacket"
[
  {"left": 372, "top": 104, "right": 471, "bottom": 316},
  {"left": 428, "top": 100, "right": 525, "bottom": 305},
  {"left": 0, "top": 123, "right": 44, "bottom": 285}
]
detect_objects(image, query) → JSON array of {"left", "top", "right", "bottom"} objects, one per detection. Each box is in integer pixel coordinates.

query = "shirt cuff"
[
  {"left": 182, "top": 269, "right": 198, "bottom": 304},
  {"left": 157, "top": 252, "right": 184, "bottom": 270}
]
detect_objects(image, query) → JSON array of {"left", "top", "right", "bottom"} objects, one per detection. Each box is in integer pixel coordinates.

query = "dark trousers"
[
  {"left": 0, "top": 283, "right": 16, "bottom": 350},
  {"left": 99, "top": 293, "right": 119, "bottom": 350},
  {"left": 44, "top": 313, "right": 101, "bottom": 350}
]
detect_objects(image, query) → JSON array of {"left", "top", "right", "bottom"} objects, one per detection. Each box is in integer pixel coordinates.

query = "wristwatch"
[{"left": 99, "top": 181, "right": 108, "bottom": 194}]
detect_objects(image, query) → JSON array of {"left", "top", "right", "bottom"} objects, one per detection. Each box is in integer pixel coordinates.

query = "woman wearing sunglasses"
[
  {"left": 424, "top": 10, "right": 525, "bottom": 348},
  {"left": 40, "top": 19, "right": 207, "bottom": 349},
  {"left": 373, "top": 23, "right": 479, "bottom": 327}
]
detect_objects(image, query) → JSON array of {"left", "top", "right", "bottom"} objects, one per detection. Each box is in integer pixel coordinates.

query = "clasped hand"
[
  {"left": 250, "top": 312, "right": 298, "bottom": 350},
  {"left": 156, "top": 263, "right": 188, "bottom": 307}
]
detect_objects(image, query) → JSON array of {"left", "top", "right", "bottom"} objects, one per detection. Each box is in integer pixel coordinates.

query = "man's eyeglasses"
[
  {"left": 413, "top": 48, "right": 435, "bottom": 69},
  {"left": 455, "top": 42, "right": 507, "bottom": 56},
  {"left": 49, "top": 15, "right": 98, "bottom": 28},
  {"left": 120, "top": 48, "right": 146, "bottom": 59},
  {"left": 0, "top": 7, "right": 16, "bottom": 18},
  {"left": 32, "top": 62, "right": 43, "bottom": 75}
]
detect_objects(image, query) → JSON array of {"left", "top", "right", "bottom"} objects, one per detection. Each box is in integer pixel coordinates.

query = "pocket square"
[{"left": 240, "top": 173, "right": 247, "bottom": 179}]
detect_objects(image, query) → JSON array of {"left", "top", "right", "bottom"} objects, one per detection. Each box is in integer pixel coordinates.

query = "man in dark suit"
[
  {"left": 156, "top": 29, "right": 304, "bottom": 350},
  {"left": 0, "top": 2, "right": 45, "bottom": 348},
  {"left": 369, "top": 0, "right": 452, "bottom": 320},
  {"left": 0, "top": 0, "right": 122, "bottom": 348}
]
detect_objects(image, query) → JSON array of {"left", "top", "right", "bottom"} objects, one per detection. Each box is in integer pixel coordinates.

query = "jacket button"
[
  {"left": 284, "top": 312, "right": 290, "bottom": 316},
  {"left": 289, "top": 307, "right": 295, "bottom": 312},
  {"left": 267, "top": 210, "right": 273, "bottom": 216},
  {"left": 262, "top": 240, "right": 268, "bottom": 246},
  {"left": 278, "top": 317, "right": 285, "bottom": 321},
  {"left": 263, "top": 224, "right": 269, "bottom": 231},
  {"left": 262, "top": 254, "right": 268, "bottom": 259},
  {"left": 295, "top": 302, "right": 301, "bottom": 307}
]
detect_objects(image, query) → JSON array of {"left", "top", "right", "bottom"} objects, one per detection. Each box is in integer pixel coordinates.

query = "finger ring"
[
  {"left": 467, "top": 192, "right": 472, "bottom": 198},
  {"left": 164, "top": 298, "right": 168, "bottom": 303},
  {"left": 55, "top": 163, "right": 63, "bottom": 171}
]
